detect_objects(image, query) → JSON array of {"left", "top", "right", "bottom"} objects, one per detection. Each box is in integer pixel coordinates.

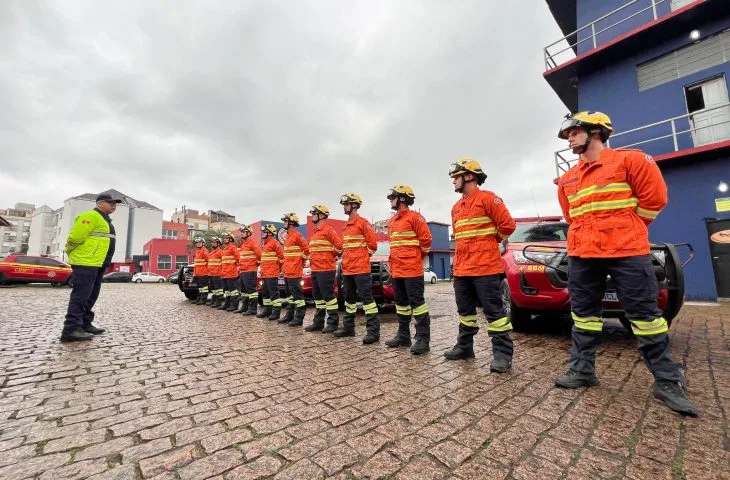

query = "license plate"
[{"left": 603, "top": 291, "right": 619, "bottom": 302}]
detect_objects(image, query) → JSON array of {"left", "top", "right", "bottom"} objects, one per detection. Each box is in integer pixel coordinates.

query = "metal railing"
[
  {"left": 544, "top": 0, "right": 674, "bottom": 71},
  {"left": 554, "top": 101, "right": 730, "bottom": 176}
]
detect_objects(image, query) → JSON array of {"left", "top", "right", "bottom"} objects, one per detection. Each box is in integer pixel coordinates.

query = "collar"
[
  {"left": 578, "top": 147, "right": 613, "bottom": 169},
  {"left": 94, "top": 207, "right": 111, "bottom": 221},
  {"left": 346, "top": 213, "right": 361, "bottom": 225}
]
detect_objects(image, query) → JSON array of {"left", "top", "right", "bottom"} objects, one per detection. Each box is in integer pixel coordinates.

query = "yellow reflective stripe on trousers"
[
  {"left": 248, "top": 293, "right": 258, "bottom": 299},
  {"left": 294, "top": 300, "right": 306, "bottom": 308},
  {"left": 571, "top": 312, "right": 603, "bottom": 332},
  {"left": 272, "top": 299, "right": 282, "bottom": 307},
  {"left": 326, "top": 298, "right": 338, "bottom": 311},
  {"left": 454, "top": 216, "right": 492, "bottom": 228},
  {"left": 460, "top": 314, "right": 478, "bottom": 327},
  {"left": 363, "top": 302, "right": 378, "bottom": 315},
  {"left": 567, "top": 182, "right": 632, "bottom": 203},
  {"left": 636, "top": 206, "right": 660, "bottom": 220},
  {"left": 396, "top": 305, "right": 412, "bottom": 316},
  {"left": 315, "top": 300, "right": 325, "bottom": 308},
  {"left": 630, "top": 317, "right": 668, "bottom": 336},
  {"left": 412, "top": 303, "right": 429, "bottom": 316},
  {"left": 487, "top": 316, "right": 512, "bottom": 332},
  {"left": 453, "top": 228, "right": 497, "bottom": 239},
  {"left": 569, "top": 198, "right": 638, "bottom": 218},
  {"left": 263, "top": 298, "right": 272, "bottom": 306},
  {"left": 345, "top": 302, "right": 357, "bottom": 314}
]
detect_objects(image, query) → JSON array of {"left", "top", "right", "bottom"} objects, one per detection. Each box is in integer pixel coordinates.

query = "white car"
[
  {"left": 424, "top": 268, "right": 438, "bottom": 284},
  {"left": 132, "top": 272, "right": 166, "bottom": 283}
]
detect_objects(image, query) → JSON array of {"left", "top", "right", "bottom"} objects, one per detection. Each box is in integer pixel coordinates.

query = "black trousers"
[
  {"left": 209, "top": 276, "right": 222, "bottom": 296},
  {"left": 284, "top": 277, "right": 305, "bottom": 309},
  {"left": 568, "top": 255, "right": 683, "bottom": 382},
  {"left": 239, "top": 271, "right": 258, "bottom": 301},
  {"left": 194, "top": 275, "right": 209, "bottom": 294},
  {"left": 311, "top": 270, "right": 337, "bottom": 313},
  {"left": 222, "top": 277, "right": 238, "bottom": 298},
  {"left": 392, "top": 276, "right": 430, "bottom": 341},
  {"left": 63, "top": 265, "right": 105, "bottom": 333},
  {"left": 261, "top": 277, "right": 282, "bottom": 308},
  {"left": 453, "top": 275, "right": 513, "bottom": 359},
  {"left": 343, "top": 274, "right": 378, "bottom": 316}
]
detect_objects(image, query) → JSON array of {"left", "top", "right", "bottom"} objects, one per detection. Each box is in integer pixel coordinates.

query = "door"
[
  {"left": 707, "top": 219, "right": 730, "bottom": 298},
  {"left": 686, "top": 77, "right": 730, "bottom": 147},
  {"left": 12, "top": 256, "right": 39, "bottom": 280}
]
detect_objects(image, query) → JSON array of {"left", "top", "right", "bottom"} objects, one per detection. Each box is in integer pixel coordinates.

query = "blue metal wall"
[
  {"left": 653, "top": 157, "right": 730, "bottom": 300},
  {"left": 427, "top": 223, "right": 450, "bottom": 251},
  {"left": 427, "top": 252, "right": 451, "bottom": 280}
]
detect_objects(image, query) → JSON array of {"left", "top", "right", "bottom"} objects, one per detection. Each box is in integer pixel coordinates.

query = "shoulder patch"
[
  {"left": 81, "top": 220, "right": 90, "bottom": 224},
  {"left": 645, "top": 154, "right": 655, "bottom": 164},
  {"left": 418, "top": 215, "right": 426, "bottom": 223},
  {"left": 494, "top": 197, "right": 503, "bottom": 205}
]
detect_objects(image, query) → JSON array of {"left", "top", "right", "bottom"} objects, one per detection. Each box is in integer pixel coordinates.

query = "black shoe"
[
  {"left": 362, "top": 333, "right": 379, "bottom": 345},
  {"left": 287, "top": 319, "right": 303, "bottom": 327},
  {"left": 653, "top": 380, "right": 699, "bottom": 417},
  {"left": 490, "top": 357, "right": 512, "bottom": 373},
  {"left": 385, "top": 336, "right": 411, "bottom": 348},
  {"left": 410, "top": 338, "right": 429, "bottom": 355},
  {"left": 322, "top": 324, "right": 337, "bottom": 334},
  {"left": 225, "top": 301, "right": 239, "bottom": 312},
  {"left": 334, "top": 328, "right": 355, "bottom": 338},
  {"left": 304, "top": 323, "right": 323, "bottom": 332},
  {"left": 256, "top": 308, "right": 271, "bottom": 319},
  {"left": 444, "top": 345, "right": 475, "bottom": 360},
  {"left": 268, "top": 309, "right": 281, "bottom": 321},
  {"left": 555, "top": 369, "right": 600, "bottom": 388},
  {"left": 60, "top": 329, "right": 94, "bottom": 342},
  {"left": 83, "top": 326, "right": 105, "bottom": 335}
]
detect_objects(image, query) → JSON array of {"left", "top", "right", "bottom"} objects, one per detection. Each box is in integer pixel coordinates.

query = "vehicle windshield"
[
  {"left": 373, "top": 241, "right": 390, "bottom": 256},
  {"left": 509, "top": 222, "right": 568, "bottom": 242}
]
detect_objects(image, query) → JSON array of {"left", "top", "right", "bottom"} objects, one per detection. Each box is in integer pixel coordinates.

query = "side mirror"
[{"left": 499, "top": 239, "right": 508, "bottom": 255}]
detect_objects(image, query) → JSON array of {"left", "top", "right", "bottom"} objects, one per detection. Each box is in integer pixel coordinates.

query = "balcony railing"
[
  {"left": 554, "top": 101, "right": 730, "bottom": 176},
  {"left": 544, "top": 0, "right": 675, "bottom": 71}
]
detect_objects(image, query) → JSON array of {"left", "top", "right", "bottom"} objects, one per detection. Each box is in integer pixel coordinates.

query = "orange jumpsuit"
[
  {"left": 220, "top": 243, "right": 241, "bottom": 279},
  {"left": 309, "top": 223, "right": 343, "bottom": 272},
  {"left": 260, "top": 237, "right": 284, "bottom": 278},
  {"left": 283, "top": 229, "right": 310, "bottom": 278},
  {"left": 342, "top": 213, "right": 377, "bottom": 276},
  {"left": 238, "top": 237, "right": 261, "bottom": 273},
  {"left": 193, "top": 247, "right": 209, "bottom": 277},
  {"left": 388, "top": 209, "right": 432, "bottom": 278}
]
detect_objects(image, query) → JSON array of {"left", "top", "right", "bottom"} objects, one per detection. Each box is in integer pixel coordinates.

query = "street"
[{"left": 0, "top": 283, "right": 727, "bottom": 479}]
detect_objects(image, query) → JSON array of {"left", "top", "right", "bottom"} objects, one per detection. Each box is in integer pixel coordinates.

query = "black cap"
[{"left": 96, "top": 193, "right": 122, "bottom": 203}]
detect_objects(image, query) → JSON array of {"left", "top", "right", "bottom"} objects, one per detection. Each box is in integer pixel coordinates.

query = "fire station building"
[{"left": 545, "top": 0, "right": 730, "bottom": 300}]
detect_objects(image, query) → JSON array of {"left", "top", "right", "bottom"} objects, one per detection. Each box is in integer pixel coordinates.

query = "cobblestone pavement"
[{"left": 0, "top": 282, "right": 727, "bottom": 480}]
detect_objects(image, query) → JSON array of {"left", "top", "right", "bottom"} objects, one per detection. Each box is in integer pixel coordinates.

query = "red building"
[{"left": 140, "top": 221, "right": 191, "bottom": 275}]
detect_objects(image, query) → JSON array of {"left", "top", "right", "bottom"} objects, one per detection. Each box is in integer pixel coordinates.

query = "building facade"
[
  {"left": 27, "top": 205, "right": 54, "bottom": 256},
  {"left": 545, "top": 0, "right": 730, "bottom": 300},
  {"left": 170, "top": 207, "right": 210, "bottom": 240},
  {"left": 0, "top": 203, "right": 33, "bottom": 258}
]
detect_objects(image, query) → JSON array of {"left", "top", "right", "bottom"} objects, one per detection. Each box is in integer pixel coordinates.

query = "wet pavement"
[{"left": 0, "top": 282, "right": 727, "bottom": 479}]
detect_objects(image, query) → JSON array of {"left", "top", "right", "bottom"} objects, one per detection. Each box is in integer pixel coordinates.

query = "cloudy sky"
[{"left": 1, "top": 0, "right": 571, "bottom": 225}]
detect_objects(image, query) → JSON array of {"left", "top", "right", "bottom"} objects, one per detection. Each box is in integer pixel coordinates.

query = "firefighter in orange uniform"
[
  {"left": 444, "top": 159, "right": 516, "bottom": 373},
  {"left": 219, "top": 232, "right": 241, "bottom": 311},
  {"left": 206, "top": 236, "right": 224, "bottom": 307},
  {"left": 192, "top": 236, "right": 210, "bottom": 304},
  {"left": 280, "top": 213, "right": 310, "bottom": 326},
  {"left": 555, "top": 111, "right": 697, "bottom": 416},
  {"left": 258, "top": 224, "right": 285, "bottom": 320},
  {"left": 384, "top": 185, "right": 433, "bottom": 355},
  {"left": 237, "top": 225, "right": 262, "bottom": 315},
  {"left": 338, "top": 193, "right": 380, "bottom": 343},
  {"left": 304, "top": 205, "right": 343, "bottom": 334}
]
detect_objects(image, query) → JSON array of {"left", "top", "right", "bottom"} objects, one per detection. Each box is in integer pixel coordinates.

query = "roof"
[
  {"left": 545, "top": 0, "right": 577, "bottom": 46},
  {"left": 70, "top": 189, "right": 161, "bottom": 211},
  {"left": 0, "top": 215, "right": 10, "bottom": 227}
]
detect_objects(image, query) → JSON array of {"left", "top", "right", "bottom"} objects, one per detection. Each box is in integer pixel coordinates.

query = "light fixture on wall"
[
  {"left": 689, "top": 29, "right": 700, "bottom": 41},
  {"left": 719, "top": 182, "right": 729, "bottom": 193}
]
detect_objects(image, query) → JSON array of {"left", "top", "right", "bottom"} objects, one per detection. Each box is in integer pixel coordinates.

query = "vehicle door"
[{"left": 11, "top": 256, "right": 39, "bottom": 280}]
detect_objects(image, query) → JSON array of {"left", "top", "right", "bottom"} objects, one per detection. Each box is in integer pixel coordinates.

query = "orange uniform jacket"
[
  {"left": 207, "top": 248, "right": 222, "bottom": 277},
  {"left": 388, "top": 209, "right": 432, "bottom": 278},
  {"left": 238, "top": 237, "right": 261, "bottom": 273},
  {"left": 452, "top": 189, "right": 515, "bottom": 276},
  {"left": 342, "top": 213, "right": 377, "bottom": 276},
  {"left": 220, "top": 243, "right": 240, "bottom": 279},
  {"left": 260, "top": 237, "right": 284, "bottom": 278},
  {"left": 193, "top": 247, "right": 209, "bottom": 276},
  {"left": 283, "top": 229, "right": 310, "bottom": 278},
  {"left": 557, "top": 148, "right": 667, "bottom": 258},
  {"left": 309, "top": 223, "right": 343, "bottom": 272}
]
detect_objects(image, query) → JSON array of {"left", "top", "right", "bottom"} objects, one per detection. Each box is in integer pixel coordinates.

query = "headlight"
[
  {"left": 512, "top": 251, "right": 559, "bottom": 265},
  {"left": 651, "top": 250, "right": 666, "bottom": 266},
  {"left": 258, "top": 281, "right": 263, "bottom": 286},
  {"left": 300, "top": 280, "right": 305, "bottom": 286}
]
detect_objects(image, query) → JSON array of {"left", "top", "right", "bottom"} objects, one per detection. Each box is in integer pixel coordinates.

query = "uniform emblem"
[
  {"left": 81, "top": 220, "right": 90, "bottom": 224},
  {"left": 418, "top": 215, "right": 426, "bottom": 223},
  {"left": 645, "top": 154, "right": 655, "bottom": 164},
  {"left": 47, "top": 271, "right": 56, "bottom": 278},
  {"left": 277, "top": 229, "right": 287, "bottom": 245},
  {"left": 494, "top": 197, "right": 503, "bottom": 205}
]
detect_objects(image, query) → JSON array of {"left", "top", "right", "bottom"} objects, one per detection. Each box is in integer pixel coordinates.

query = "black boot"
[
  {"left": 212, "top": 295, "right": 224, "bottom": 308},
  {"left": 555, "top": 369, "right": 600, "bottom": 388},
  {"left": 652, "top": 380, "right": 699, "bottom": 416},
  {"left": 385, "top": 315, "right": 412, "bottom": 347},
  {"left": 195, "top": 292, "right": 207, "bottom": 305},
  {"left": 410, "top": 313, "right": 430, "bottom": 355},
  {"left": 288, "top": 307, "right": 305, "bottom": 327},
  {"left": 268, "top": 308, "right": 281, "bottom": 321},
  {"left": 243, "top": 298, "right": 258, "bottom": 315},
  {"left": 60, "top": 328, "right": 94, "bottom": 342},
  {"left": 217, "top": 297, "right": 231, "bottom": 310},
  {"left": 256, "top": 306, "right": 272, "bottom": 318},
  {"left": 305, "top": 309, "right": 326, "bottom": 332},
  {"left": 322, "top": 311, "right": 339, "bottom": 334},
  {"left": 226, "top": 297, "right": 240, "bottom": 312},
  {"left": 334, "top": 314, "right": 356, "bottom": 337},
  {"left": 279, "top": 305, "right": 295, "bottom": 324},
  {"left": 206, "top": 294, "right": 216, "bottom": 306},
  {"left": 235, "top": 297, "right": 249, "bottom": 314},
  {"left": 489, "top": 331, "right": 514, "bottom": 372},
  {"left": 362, "top": 314, "right": 380, "bottom": 344},
  {"left": 444, "top": 325, "right": 478, "bottom": 360}
]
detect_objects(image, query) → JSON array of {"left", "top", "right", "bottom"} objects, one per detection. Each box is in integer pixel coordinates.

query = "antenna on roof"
[{"left": 530, "top": 189, "right": 541, "bottom": 220}]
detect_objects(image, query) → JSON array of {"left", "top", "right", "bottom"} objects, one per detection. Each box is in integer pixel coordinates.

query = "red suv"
[{"left": 500, "top": 220, "right": 689, "bottom": 332}]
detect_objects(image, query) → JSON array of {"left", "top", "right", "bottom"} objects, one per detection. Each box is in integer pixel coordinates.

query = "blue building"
[
  {"left": 426, "top": 222, "right": 452, "bottom": 281},
  {"left": 545, "top": 0, "right": 730, "bottom": 300}
]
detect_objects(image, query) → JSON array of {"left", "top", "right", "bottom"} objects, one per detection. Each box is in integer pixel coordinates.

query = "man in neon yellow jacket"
[{"left": 61, "top": 193, "right": 121, "bottom": 342}]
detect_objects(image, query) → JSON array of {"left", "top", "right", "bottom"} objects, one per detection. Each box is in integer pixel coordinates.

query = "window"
[
  {"left": 157, "top": 255, "right": 172, "bottom": 270},
  {"left": 15, "top": 256, "right": 39, "bottom": 265},
  {"left": 161, "top": 229, "right": 179, "bottom": 239},
  {"left": 509, "top": 223, "right": 569, "bottom": 242},
  {"left": 38, "top": 258, "right": 60, "bottom": 267},
  {"left": 175, "top": 255, "right": 188, "bottom": 269}
]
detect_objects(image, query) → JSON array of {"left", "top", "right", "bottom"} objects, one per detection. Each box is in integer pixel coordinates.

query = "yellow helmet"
[
  {"left": 194, "top": 236, "right": 205, "bottom": 243},
  {"left": 387, "top": 184, "right": 415, "bottom": 206},
  {"left": 309, "top": 204, "right": 330, "bottom": 217},
  {"left": 281, "top": 212, "right": 300, "bottom": 225},
  {"left": 339, "top": 193, "right": 363, "bottom": 206},
  {"left": 262, "top": 224, "right": 277, "bottom": 236},
  {"left": 558, "top": 111, "right": 614, "bottom": 142},
  {"left": 239, "top": 224, "right": 253, "bottom": 235},
  {"left": 221, "top": 231, "right": 234, "bottom": 241},
  {"left": 210, "top": 236, "right": 221, "bottom": 244},
  {"left": 449, "top": 158, "right": 487, "bottom": 185}
]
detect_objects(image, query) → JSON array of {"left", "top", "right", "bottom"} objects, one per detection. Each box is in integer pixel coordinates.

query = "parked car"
[
  {"left": 0, "top": 254, "right": 72, "bottom": 286},
  {"left": 178, "top": 264, "right": 199, "bottom": 300},
  {"left": 500, "top": 220, "right": 691, "bottom": 332},
  {"left": 132, "top": 272, "right": 166, "bottom": 283},
  {"left": 103, "top": 271, "right": 133, "bottom": 283},
  {"left": 424, "top": 267, "right": 438, "bottom": 284},
  {"left": 167, "top": 271, "right": 180, "bottom": 284}
]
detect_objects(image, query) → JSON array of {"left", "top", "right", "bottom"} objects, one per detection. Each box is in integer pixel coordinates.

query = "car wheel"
[
  {"left": 158, "top": 279, "right": 164, "bottom": 283},
  {"left": 135, "top": 279, "right": 142, "bottom": 283},
  {"left": 430, "top": 276, "right": 437, "bottom": 284},
  {"left": 501, "top": 278, "right": 531, "bottom": 331},
  {"left": 184, "top": 290, "right": 198, "bottom": 301}
]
